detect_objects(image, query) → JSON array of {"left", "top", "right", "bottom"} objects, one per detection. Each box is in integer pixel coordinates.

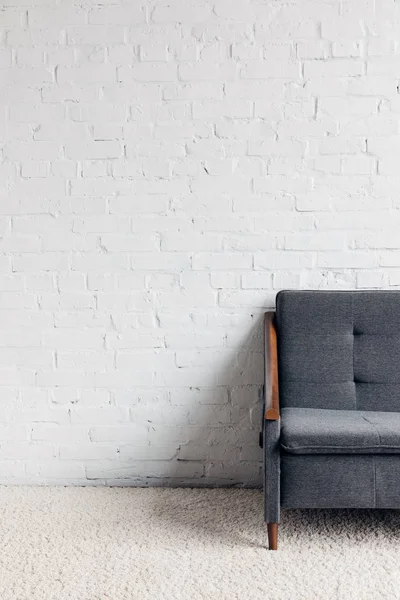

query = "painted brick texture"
[{"left": 0, "top": 0, "right": 399, "bottom": 485}]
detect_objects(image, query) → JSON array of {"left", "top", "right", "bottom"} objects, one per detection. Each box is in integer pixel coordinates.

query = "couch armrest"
[{"left": 264, "top": 312, "right": 280, "bottom": 421}]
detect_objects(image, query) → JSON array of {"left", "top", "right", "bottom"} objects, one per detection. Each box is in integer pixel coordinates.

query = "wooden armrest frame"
[{"left": 264, "top": 312, "right": 280, "bottom": 420}]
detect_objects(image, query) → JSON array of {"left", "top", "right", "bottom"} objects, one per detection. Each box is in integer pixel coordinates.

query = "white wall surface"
[{"left": 0, "top": 0, "right": 399, "bottom": 485}]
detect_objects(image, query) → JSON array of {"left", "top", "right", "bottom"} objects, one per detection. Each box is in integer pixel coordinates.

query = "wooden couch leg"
[{"left": 267, "top": 523, "right": 278, "bottom": 550}]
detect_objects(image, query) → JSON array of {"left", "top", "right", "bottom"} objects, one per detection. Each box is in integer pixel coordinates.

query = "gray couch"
[{"left": 262, "top": 290, "right": 400, "bottom": 550}]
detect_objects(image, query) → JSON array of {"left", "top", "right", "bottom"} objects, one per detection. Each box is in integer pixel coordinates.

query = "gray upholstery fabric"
[
  {"left": 355, "top": 383, "right": 400, "bottom": 412},
  {"left": 282, "top": 454, "right": 400, "bottom": 509},
  {"left": 281, "top": 454, "right": 375, "bottom": 508},
  {"left": 276, "top": 290, "right": 400, "bottom": 412},
  {"left": 263, "top": 419, "right": 280, "bottom": 523},
  {"left": 263, "top": 291, "right": 400, "bottom": 515},
  {"left": 281, "top": 381, "right": 357, "bottom": 411},
  {"left": 281, "top": 407, "right": 400, "bottom": 454},
  {"left": 375, "top": 457, "right": 400, "bottom": 507}
]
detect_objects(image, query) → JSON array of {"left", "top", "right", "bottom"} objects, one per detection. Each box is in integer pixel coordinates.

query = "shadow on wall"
[
  {"left": 99, "top": 312, "right": 266, "bottom": 488},
  {"left": 164, "top": 313, "right": 265, "bottom": 488}
]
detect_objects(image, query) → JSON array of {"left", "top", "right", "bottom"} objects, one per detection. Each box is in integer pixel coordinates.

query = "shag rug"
[{"left": 1, "top": 486, "right": 400, "bottom": 600}]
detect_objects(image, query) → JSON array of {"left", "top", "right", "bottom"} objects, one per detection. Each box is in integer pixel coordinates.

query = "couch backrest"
[{"left": 276, "top": 290, "right": 400, "bottom": 412}]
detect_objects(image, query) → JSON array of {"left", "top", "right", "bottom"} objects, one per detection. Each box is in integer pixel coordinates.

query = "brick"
[
  {"left": 305, "top": 59, "right": 364, "bottom": 78},
  {"left": 219, "top": 290, "right": 273, "bottom": 309},
  {"left": 241, "top": 60, "right": 300, "bottom": 79},
  {"left": 210, "top": 273, "right": 240, "bottom": 289},
  {"left": 151, "top": 3, "right": 212, "bottom": 23},
  {"left": 332, "top": 40, "right": 361, "bottom": 58},
  {"left": 178, "top": 62, "right": 237, "bottom": 81},
  {"left": 192, "top": 253, "right": 252, "bottom": 270},
  {"left": 65, "top": 141, "right": 122, "bottom": 160},
  {"left": 60, "top": 443, "right": 120, "bottom": 460},
  {"left": 347, "top": 76, "right": 397, "bottom": 97},
  {"left": 0, "top": 50, "right": 12, "bottom": 68},
  {"left": 118, "top": 63, "right": 177, "bottom": 82},
  {"left": 1, "top": 67, "right": 53, "bottom": 85},
  {"left": 4, "top": 142, "right": 62, "bottom": 161},
  {"left": 67, "top": 26, "right": 125, "bottom": 45},
  {"left": 192, "top": 99, "right": 252, "bottom": 119},
  {"left": 318, "top": 252, "right": 378, "bottom": 269},
  {"left": 161, "top": 232, "right": 221, "bottom": 252},
  {"left": 89, "top": 426, "right": 149, "bottom": 443},
  {"left": 284, "top": 233, "right": 346, "bottom": 251},
  {"left": 170, "top": 388, "right": 228, "bottom": 406},
  {"left": 342, "top": 156, "right": 377, "bottom": 175},
  {"left": 356, "top": 271, "right": 386, "bottom": 288},
  {"left": 57, "top": 65, "right": 116, "bottom": 84},
  {"left": 139, "top": 42, "right": 168, "bottom": 62},
  {"left": 214, "top": 0, "right": 253, "bottom": 21},
  {"left": 254, "top": 251, "right": 313, "bottom": 270},
  {"left": 44, "top": 330, "right": 105, "bottom": 350},
  {"left": 90, "top": 6, "right": 145, "bottom": 25},
  {"left": 42, "top": 84, "right": 99, "bottom": 103},
  {"left": 28, "top": 7, "right": 86, "bottom": 27},
  {"left": 241, "top": 273, "right": 272, "bottom": 289},
  {"left": 26, "top": 461, "right": 85, "bottom": 480},
  {"left": 257, "top": 8, "right": 318, "bottom": 40},
  {"left": 101, "top": 234, "right": 159, "bottom": 252},
  {"left": 296, "top": 41, "right": 327, "bottom": 59}
]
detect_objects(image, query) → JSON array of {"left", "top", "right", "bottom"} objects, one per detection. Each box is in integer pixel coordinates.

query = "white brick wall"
[{"left": 0, "top": 0, "right": 399, "bottom": 486}]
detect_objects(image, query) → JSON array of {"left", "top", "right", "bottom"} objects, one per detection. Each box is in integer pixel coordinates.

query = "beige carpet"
[{"left": 1, "top": 487, "right": 400, "bottom": 600}]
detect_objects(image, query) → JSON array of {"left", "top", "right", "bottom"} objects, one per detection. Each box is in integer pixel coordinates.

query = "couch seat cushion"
[{"left": 281, "top": 407, "right": 400, "bottom": 454}]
